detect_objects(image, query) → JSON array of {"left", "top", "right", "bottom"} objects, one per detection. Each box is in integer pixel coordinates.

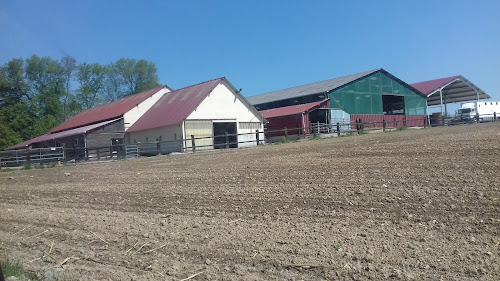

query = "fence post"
[
  {"left": 359, "top": 118, "right": 363, "bottom": 131},
  {"left": 297, "top": 126, "right": 301, "bottom": 139},
  {"left": 312, "top": 125, "right": 316, "bottom": 137},
  {"left": 494, "top": 112, "right": 497, "bottom": 121},
  {"left": 423, "top": 116, "right": 427, "bottom": 128},
  {"left": 255, "top": 130, "right": 260, "bottom": 145},
  {"left": 97, "top": 147, "right": 100, "bottom": 160},
  {"left": 225, "top": 132, "right": 229, "bottom": 149},
  {"left": 442, "top": 115, "right": 446, "bottom": 126},
  {"left": 383, "top": 119, "right": 386, "bottom": 132},
  {"left": 26, "top": 147, "right": 31, "bottom": 165},
  {"left": 284, "top": 127, "right": 288, "bottom": 139},
  {"left": 475, "top": 113, "right": 480, "bottom": 123},
  {"left": 191, "top": 135, "right": 196, "bottom": 153},
  {"left": 336, "top": 122, "right": 340, "bottom": 137},
  {"left": 62, "top": 144, "right": 67, "bottom": 165},
  {"left": 403, "top": 116, "right": 407, "bottom": 127}
]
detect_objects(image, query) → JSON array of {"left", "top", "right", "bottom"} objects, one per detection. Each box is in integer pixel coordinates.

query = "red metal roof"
[
  {"left": 49, "top": 86, "right": 166, "bottom": 133},
  {"left": 8, "top": 119, "right": 121, "bottom": 150},
  {"left": 260, "top": 100, "right": 330, "bottom": 119},
  {"left": 127, "top": 78, "right": 224, "bottom": 132},
  {"left": 410, "top": 76, "right": 460, "bottom": 96}
]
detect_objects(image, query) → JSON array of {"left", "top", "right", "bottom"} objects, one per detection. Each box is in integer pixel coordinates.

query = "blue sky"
[{"left": 1, "top": 0, "right": 499, "bottom": 112}]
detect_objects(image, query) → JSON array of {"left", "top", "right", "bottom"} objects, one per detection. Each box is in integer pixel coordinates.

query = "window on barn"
[
  {"left": 239, "top": 122, "right": 261, "bottom": 130},
  {"left": 382, "top": 95, "right": 405, "bottom": 115}
]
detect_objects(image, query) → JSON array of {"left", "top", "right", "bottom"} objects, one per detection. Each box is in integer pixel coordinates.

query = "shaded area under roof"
[
  {"left": 127, "top": 78, "right": 223, "bottom": 132},
  {"left": 260, "top": 100, "right": 329, "bottom": 119},
  {"left": 8, "top": 119, "right": 121, "bottom": 150},
  {"left": 50, "top": 86, "right": 167, "bottom": 133},
  {"left": 247, "top": 69, "right": 381, "bottom": 105},
  {"left": 411, "top": 75, "right": 490, "bottom": 106}
]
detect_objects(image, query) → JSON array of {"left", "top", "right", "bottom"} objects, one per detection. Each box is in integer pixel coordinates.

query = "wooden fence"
[{"left": 1, "top": 114, "right": 497, "bottom": 168}]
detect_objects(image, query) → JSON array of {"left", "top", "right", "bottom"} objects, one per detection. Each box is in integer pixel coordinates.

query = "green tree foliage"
[
  {"left": 0, "top": 55, "right": 161, "bottom": 150},
  {"left": 107, "top": 58, "right": 160, "bottom": 100},
  {"left": 60, "top": 56, "right": 77, "bottom": 119},
  {"left": 76, "top": 63, "right": 108, "bottom": 110}
]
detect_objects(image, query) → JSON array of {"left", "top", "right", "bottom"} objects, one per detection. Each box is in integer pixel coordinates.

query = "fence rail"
[{"left": 1, "top": 114, "right": 497, "bottom": 168}]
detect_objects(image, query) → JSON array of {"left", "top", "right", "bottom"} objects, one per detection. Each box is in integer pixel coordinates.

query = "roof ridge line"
[{"left": 171, "top": 77, "right": 224, "bottom": 92}]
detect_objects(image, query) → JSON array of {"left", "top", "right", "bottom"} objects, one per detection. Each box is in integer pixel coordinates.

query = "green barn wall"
[{"left": 329, "top": 71, "right": 427, "bottom": 115}]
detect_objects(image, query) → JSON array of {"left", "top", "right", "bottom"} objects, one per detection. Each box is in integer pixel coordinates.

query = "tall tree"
[
  {"left": 106, "top": 58, "right": 160, "bottom": 99},
  {"left": 25, "top": 55, "right": 66, "bottom": 136},
  {"left": 0, "top": 58, "right": 31, "bottom": 149},
  {"left": 60, "top": 56, "right": 77, "bottom": 119},
  {"left": 76, "top": 63, "right": 108, "bottom": 110}
]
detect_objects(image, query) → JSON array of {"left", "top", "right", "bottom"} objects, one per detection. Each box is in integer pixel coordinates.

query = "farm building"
[
  {"left": 260, "top": 99, "right": 330, "bottom": 137},
  {"left": 8, "top": 86, "right": 170, "bottom": 151},
  {"left": 410, "top": 75, "right": 490, "bottom": 117},
  {"left": 247, "top": 69, "right": 428, "bottom": 131},
  {"left": 126, "top": 77, "right": 265, "bottom": 152}
]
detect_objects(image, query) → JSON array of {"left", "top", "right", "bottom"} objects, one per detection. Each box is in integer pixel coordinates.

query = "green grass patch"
[
  {"left": 34, "top": 164, "right": 45, "bottom": 169},
  {"left": 0, "top": 257, "right": 24, "bottom": 278},
  {"left": 1, "top": 257, "right": 41, "bottom": 280},
  {"left": 22, "top": 164, "right": 31, "bottom": 170},
  {"left": 0, "top": 168, "right": 14, "bottom": 172},
  {"left": 278, "top": 137, "right": 297, "bottom": 144}
]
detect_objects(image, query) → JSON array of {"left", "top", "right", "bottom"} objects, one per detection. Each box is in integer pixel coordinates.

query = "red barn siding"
[{"left": 350, "top": 114, "right": 427, "bottom": 128}]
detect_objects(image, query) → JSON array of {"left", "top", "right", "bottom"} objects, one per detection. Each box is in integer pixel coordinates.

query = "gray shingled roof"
[{"left": 247, "top": 69, "right": 381, "bottom": 105}]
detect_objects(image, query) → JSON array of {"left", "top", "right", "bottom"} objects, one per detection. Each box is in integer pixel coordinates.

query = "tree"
[
  {"left": 60, "top": 56, "right": 77, "bottom": 119},
  {"left": 0, "top": 58, "right": 29, "bottom": 104},
  {"left": 0, "top": 59, "right": 32, "bottom": 148},
  {"left": 25, "top": 55, "right": 66, "bottom": 135},
  {"left": 106, "top": 58, "right": 160, "bottom": 100},
  {"left": 76, "top": 63, "right": 108, "bottom": 110}
]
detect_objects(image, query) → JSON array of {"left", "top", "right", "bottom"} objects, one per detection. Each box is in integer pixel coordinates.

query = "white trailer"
[{"left": 458, "top": 101, "right": 500, "bottom": 121}]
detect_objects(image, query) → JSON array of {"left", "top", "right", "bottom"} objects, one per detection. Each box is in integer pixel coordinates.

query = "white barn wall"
[
  {"left": 186, "top": 81, "right": 264, "bottom": 147},
  {"left": 123, "top": 88, "right": 169, "bottom": 131},
  {"left": 128, "top": 124, "right": 183, "bottom": 143}
]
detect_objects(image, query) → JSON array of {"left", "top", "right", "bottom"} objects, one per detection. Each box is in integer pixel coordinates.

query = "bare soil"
[{"left": 1, "top": 123, "right": 499, "bottom": 281}]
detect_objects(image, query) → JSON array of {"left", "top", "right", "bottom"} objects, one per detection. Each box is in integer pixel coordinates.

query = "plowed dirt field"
[{"left": 1, "top": 123, "right": 499, "bottom": 280}]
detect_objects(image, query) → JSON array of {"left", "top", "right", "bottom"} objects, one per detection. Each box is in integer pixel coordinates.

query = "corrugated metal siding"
[
  {"left": 128, "top": 78, "right": 223, "bottom": 132},
  {"left": 330, "top": 109, "right": 351, "bottom": 131},
  {"left": 411, "top": 76, "right": 459, "bottom": 95},
  {"left": 264, "top": 114, "right": 304, "bottom": 137},
  {"left": 50, "top": 86, "right": 166, "bottom": 133},
  {"left": 184, "top": 120, "right": 213, "bottom": 151},
  {"left": 8, "top": 119, "right": 122, "bottom": 150},
  {"left": 260, "top": 99, "right": 329, "bottom": 118},
  {"left": 350, "top": 114, "right": 427, "bottom": 128}
]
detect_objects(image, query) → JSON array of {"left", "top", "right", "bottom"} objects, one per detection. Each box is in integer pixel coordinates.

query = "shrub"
[{"left": 23, "top": 164, "right": 31, "bottom": 170}]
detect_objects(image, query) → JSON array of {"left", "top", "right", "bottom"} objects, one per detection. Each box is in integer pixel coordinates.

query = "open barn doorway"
[
  {"left": 383, "top": 95, "right": 405, "bottom": 115},
  {"left": 213, "top": 122, "right": 238, "bottom": 149}
]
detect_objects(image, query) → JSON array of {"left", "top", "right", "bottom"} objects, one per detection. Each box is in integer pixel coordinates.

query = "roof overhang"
[{"left": 425, "top": 76, "right": 490, "bottom": 106}]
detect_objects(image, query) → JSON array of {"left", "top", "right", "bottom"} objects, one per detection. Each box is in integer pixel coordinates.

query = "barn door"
[{"left": 184, "top": 120, "right": 213, "bottom": 151}]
